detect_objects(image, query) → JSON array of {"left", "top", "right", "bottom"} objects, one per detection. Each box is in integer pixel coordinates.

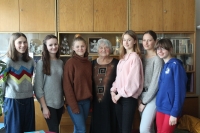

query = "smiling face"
[
  {"left": 98, "top": 44, "right": 110, "bottom": 57},
  {"left": 14, "top": 36, "right": 28, "bottom": 55},
  {"left": 46, "top": 38, "right": 59, "bottom": 55},
  {"left": 156, "top": 47, "right": 172, "bottom": 63},
  {"left": 142, "top": 33, "right": 156, "bottom": 51},
  {"left": 122, "top": 34, "right": 136, "bottom": 53},
  {"left": 72, "top": 40, "right": 86, "bottom": 57}
]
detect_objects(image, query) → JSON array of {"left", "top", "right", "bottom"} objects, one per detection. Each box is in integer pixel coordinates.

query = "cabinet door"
[
  {"left": 0, "top": 0, "right": 19, "bottom": 32},
  {"left": 19, "top": 0, "right": 56, "bottom": 32},
  {"left": 163, "top": 0, "right": 195, "bottom": 31},
  {"left": 129, "top": 0, "right": 163, "bottom": 32},
  {"left": 94, "top": 0, "right": 128, "bottom": 32},
  {"left": 58, "top": 0, "right": 93, "bottom": 32}
]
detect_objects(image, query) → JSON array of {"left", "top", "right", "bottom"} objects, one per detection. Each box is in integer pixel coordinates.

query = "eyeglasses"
[{"left": 156, "top": 47, "right": 166, "bottom": 51}]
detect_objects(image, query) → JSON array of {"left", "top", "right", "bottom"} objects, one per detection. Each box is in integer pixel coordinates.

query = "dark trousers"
[
  {"left": 115, "top": 97, "right": 137, "bottom": 133},
  {"left": 43, "top": 106, "right": 64, "bottom": 133},
  {"left": 3, "top": 97, "right": 35, "bottom": 133}
]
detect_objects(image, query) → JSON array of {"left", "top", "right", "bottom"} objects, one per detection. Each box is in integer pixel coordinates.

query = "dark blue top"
[{"left": 156, "top": 58, "right": 187, "bottom": 117}]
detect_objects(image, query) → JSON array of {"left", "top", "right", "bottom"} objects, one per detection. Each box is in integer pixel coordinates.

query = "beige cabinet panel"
[
  {"left": 94, "top": 0, "right": 128, "bottom": 32},
  {"left": 58, "top": 0, "right": 93, "bottom": 32},
  {"left": 35, "top": 101, "right": 49, "bottom": 131},
  {"left": 0, "top": 0, "right": 19, "bottom": 32},
  {"left": 130, "top": 0, "right": 163, "bottom": 32},
  {"left": 163, "top": 0, "right": 195, "bottom": 31},
  {"left": 130, "top": 0, "right": 195, "bottom": 32},
  {"left": 19, "top": 0, "right": 56, "bottom": 32}
]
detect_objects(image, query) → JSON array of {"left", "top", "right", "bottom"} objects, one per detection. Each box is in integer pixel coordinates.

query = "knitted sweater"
[
  {"left": 111, "top": 52, "right": 144, "bottom": 99},
  {"left": 139, "top": 55, "right": 163, "bottom": 104},
  {"left": 33, "top": 59, "right": 64, "bottom": 109},
  {"left": 63, "top": 54, "right": 92, "bottom": 113},
  {"left": 0, "top": 56, "right": 34, "bottom": 99}
]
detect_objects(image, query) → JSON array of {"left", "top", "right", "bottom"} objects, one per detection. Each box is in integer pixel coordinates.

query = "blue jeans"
[
  {"left": 67, "top": 99, "right": 90, "bottom": 133},
  {"left": 3, "top": 97, "right": 35, "bottom": 133}
]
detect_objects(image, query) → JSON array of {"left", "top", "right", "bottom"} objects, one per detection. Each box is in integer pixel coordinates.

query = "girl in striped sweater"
[{"left": 0, "top": 33, "right": 35, "bottom": 133}]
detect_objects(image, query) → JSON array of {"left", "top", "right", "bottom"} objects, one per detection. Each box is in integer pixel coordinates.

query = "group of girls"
[{"left": 0, "top": 29, "right": 187, "bottom": 133}]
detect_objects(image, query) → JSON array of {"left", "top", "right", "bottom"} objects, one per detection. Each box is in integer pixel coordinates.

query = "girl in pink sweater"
[{"left": 111, "top": 30, "right": 144, "bottom": 133}]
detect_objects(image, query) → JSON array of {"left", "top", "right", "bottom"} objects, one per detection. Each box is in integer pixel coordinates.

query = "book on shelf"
[
  {"left": 170, "top": 38, "right": 192, "bottom": 54},
  {"left": 186, "top": 73, "right": 194, "bottom": 92}
]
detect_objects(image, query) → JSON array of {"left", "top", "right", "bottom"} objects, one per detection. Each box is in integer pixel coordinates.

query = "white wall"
[{"left": 196, "top": 0, "right": 200, "bottom": 94}]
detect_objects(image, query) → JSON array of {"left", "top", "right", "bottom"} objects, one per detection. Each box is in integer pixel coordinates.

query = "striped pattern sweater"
[{"left": 0, "top": 56, "right": 34, "bottom": 99}]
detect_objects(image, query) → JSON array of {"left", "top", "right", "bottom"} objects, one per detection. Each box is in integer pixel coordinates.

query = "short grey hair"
[{"left": 97, "top": 38, "right": 113, "bottom": 54}]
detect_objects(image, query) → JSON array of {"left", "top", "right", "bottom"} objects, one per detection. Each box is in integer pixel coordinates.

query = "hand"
[
  {"left": 169, "top": 116, "right": 177, "bottom": 126},
  {"left": 114, "top": 94, "right": 121, "bottom": 103},
  {"left": 111, "top": 92, "right": 117, "bottom": 104},
  {"left": 138, "top": 103, "right": 145, "bottom": 112},
  {"left": 42, "top": 107, "right": 50, "bottom": 119}
]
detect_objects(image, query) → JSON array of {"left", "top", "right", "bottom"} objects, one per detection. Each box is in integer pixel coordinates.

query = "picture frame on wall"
[{"left": 88, "top": 37, "right": 101, "bottom": 54}]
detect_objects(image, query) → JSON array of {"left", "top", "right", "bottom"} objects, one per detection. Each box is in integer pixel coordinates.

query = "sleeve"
[
  {"left": 120, "top": 55, "right": 144, "bottom": 98},
  {"left": 141, "top": 57, "right": 163, "bottom": 104},
  {"left": 33, "top": 60, "right": 45, "bottom": 100},
  {"left": 170, "top": 62, "right": 187, "bottom": 117},
  {"left": 0, "top": 59, "right": 9, "bottom": 92},
  {"left": 110, "top": 62, "right": 118, "bottom": 93},
  {"left": 63, "top": 60, "right": 79, "bottom": 113}
]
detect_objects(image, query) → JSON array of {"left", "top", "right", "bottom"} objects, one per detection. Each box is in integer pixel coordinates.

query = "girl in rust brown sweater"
[{"left": 63, "top": 35, "right": 92, "bottom": 133}]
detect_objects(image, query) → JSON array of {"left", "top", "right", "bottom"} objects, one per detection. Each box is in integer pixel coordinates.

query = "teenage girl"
[
  {"left": 155, "top": 38, "right": 187, "bottom": 133},
  {"left": 63, "top": 35, "right": 92, "bottom": 133},
  {"left": 0, "top": 33, "right": 35, "bottom": 133},
  {"left": 138, "top": 30, "right": 163, "bottom": 133},
  {"left": 34, "top": 35, "right": 64, "bottom": 133},
  {"left": 110, "top": 30, "right": 144, "bottom": 133}
]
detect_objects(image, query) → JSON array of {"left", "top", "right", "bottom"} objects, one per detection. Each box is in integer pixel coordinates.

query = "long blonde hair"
[{"left": 119, "top": 30, "right": 141, "bottom": 59}]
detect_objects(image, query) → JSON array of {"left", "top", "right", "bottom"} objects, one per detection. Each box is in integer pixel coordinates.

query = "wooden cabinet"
[
  {"left": 0, "top": 0, "right": 19, "bottom": 32},
  {"left": 34, "top": 100, "right": 49, "bottom": 131},
  {"left": 130, "top": 0, "right": 195, "bottom": 32},
  {"left": 130, "top": 0, "right": 163, "bottom": 32},
  {"left": 58, "top": 0, "right": 93, "bottom": 32},
  {"left": 0, "top": 0, "right": 56, "bottom": 32},
  {"left": 58, "top": 0, "right": 128, "bottom": 32},
  {"left": 19, "top": 0, "right": 56, "bottom": 32},
  {"left": 93, "top": 0, "right": 128, "bottom": 32}
]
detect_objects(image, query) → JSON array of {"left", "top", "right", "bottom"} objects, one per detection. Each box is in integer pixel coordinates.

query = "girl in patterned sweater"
[{"left": 0, "top": 33, "right": 35, "bottom": 133}]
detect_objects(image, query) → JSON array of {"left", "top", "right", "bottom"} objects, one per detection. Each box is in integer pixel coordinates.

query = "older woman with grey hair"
[{"left": 90, "top": 38, "right": 119, "bottom": 133}]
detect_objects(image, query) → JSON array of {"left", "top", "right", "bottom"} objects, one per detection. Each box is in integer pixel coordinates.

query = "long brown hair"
[
  {"left": 7, "top": 32, "right": 31, "bottom": 62},
  {"left": 42, "top": 35, "right": 60, "bottom": 75},
  {"left": 119, "top": 30, "right": 141, "bottom": 59}
]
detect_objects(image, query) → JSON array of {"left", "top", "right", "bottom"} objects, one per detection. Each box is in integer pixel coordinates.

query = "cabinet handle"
[
  {"left": 164, "top": 10, "right": 167, "bottom": 13},
  {"left": 20, "top": 9, "right": 23, "bottom": 11}
]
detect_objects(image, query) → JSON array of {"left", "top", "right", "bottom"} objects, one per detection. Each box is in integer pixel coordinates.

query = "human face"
[
  {"left": 98, "top": 44, "right": 110, "bottom": 57},
  {"left": 14, "top": 36, "right": 28, "bottom": 54},
  {"left": 142, "top": 33, "right": 156, "bottom": 50},
  {"left": 73, "top": 41, "right": 86, "bottom": 57},
  {"left": 156, "top": 47, "right": 171, "bottom": 62},
  {"left": 123, "top": 34, "right": 136, "bottom": 53},
  {"left": 46, "top": 38, "right": 59, "bottom": 55}
]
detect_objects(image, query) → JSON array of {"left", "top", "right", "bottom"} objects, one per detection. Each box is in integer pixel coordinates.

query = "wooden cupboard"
[
  {"left": 57, "top": 0, "right": 128, "bottom": 32},
  {"left": 57, "top": 0, "right": 93, "bottom": 32},
  {"left": 130, "top": 0, "right": 195, "bottom": 32},
  {"left": 0, "top": 0, "right": 19, "bottom": 32},
  {"left": 0, "top": 0, "right": 56, "bottom": 32},
  {"left": 19, "top": 0, "right": 56, "bottom": 32},
  {"left": 93, "top": 0, "right": 128, "bottom": 32}
]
